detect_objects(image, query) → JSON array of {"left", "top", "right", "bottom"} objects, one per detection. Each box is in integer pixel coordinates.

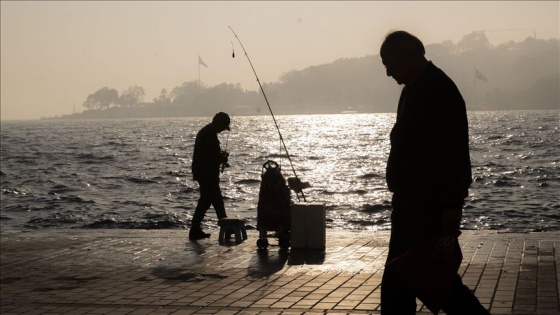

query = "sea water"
[{"left": 1, "top": 111, "right": 558, "bottom": 232}]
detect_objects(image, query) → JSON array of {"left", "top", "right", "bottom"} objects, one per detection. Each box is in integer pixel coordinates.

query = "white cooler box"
[{"left": 291, "top": 202, "right": 326, "bottom": 249}]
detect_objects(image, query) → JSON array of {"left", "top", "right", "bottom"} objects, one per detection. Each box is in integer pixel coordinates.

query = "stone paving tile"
[{"left": 1, "top": 229, "right": 559, "bottom": 315}]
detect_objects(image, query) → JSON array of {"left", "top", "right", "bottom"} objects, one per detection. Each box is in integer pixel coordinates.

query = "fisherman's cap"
[{"left": 213, "top": 112, "right": 231, "bottom": 130}]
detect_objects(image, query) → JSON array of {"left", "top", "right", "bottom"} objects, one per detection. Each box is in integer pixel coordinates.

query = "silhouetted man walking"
[{"left": 379, "top": 30, "right": 490, "bottom": 315}]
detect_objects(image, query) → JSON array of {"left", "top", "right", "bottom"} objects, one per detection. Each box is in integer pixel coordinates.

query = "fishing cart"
[{"left": 256, "top": 160, "right": 292, "bottom": 249}]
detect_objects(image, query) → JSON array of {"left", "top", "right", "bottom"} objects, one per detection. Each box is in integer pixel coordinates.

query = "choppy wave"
[{"left": 1, "top": 111, "right": 559, "bottom": 232}]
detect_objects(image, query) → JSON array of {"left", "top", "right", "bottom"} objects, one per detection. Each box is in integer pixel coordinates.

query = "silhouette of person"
[
  {"left": 189, "top": 112, "right": 230, "bottom": 240},
  {"left": 379, "top": 31, "right": 490, "bottom": 314}
]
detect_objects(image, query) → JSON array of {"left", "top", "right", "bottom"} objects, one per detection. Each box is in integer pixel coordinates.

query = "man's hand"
[
  {"left": 220, "top": 151, "right": 230, "bottom": 173},
  {"left": 441, "top": 208, "right": 462, "bottom": 232}
]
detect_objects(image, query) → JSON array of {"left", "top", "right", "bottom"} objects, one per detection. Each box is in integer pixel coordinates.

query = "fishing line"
[{"left": 229, "top": 26, "right": 306, "bottom": 201}]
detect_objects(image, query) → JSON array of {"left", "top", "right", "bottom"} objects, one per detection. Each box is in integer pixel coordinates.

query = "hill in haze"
[{"left": 54, "top": 32, "right": 559, "bottom": 119}]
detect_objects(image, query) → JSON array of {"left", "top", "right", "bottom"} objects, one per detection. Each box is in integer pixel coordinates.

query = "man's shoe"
[{"left": 189, "top": 229, "right": 211, "bottom": 240}]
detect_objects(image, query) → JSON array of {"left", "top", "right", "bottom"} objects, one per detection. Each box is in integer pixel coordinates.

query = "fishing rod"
[{"left": 229, "top": 26, "right": 306, "bottom": 201}]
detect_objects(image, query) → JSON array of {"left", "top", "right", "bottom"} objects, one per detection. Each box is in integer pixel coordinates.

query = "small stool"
[{"left": 218, "top": 218, "right": 248, "bottom": 245}]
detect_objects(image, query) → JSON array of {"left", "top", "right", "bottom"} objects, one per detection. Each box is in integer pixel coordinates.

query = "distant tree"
[
  {"left": 157, "top": 88, "right": 171, "bottom": 105},
  {"left": 83, "top": 87, "right": 119, "bottom": 110},
  {"left": 457, "top": 31, "right": 492, "bottom": 52},
  {"left": 170, "top": 81, "right": 204, "bottom": 106},
  {"left": 427, "top": 40, "right": 456, "bottom": 57},
  {"left": 119, "top": 86, "right": 145, "bottom": 107}
]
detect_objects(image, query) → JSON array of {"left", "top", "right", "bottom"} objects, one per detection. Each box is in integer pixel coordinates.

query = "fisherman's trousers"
[{"left": 192, "top": 178, "right": 227, "bottom": 229}]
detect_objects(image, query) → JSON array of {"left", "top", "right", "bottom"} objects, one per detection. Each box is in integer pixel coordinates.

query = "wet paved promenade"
[{"left": 1, "top": 229, "right": 559, "bottom": 315}]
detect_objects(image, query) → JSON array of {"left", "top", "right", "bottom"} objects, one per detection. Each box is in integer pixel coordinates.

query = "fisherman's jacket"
[{"left": 192, "top": 124, "right": 224, "bottom": 181}]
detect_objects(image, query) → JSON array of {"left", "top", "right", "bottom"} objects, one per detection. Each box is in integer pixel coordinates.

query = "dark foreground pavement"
[{"left": 1, "top": 229, "right": 559, "bottom": 315}]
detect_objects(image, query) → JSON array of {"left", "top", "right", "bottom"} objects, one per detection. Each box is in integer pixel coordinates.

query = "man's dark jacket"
[
  {"left": 386, "top": 62, "right": 472, "bottom": 208},
  {"left": 192, "top": 124, "right": 225, "bottom": 181}
]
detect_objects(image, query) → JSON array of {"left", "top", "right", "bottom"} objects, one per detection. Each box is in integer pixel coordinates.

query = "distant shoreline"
[
  {"left": 33, "top": 108, "right": 558, "bottom": 121},
  {"left": 0, "top": 108, "right": 556, "bottom": 122}
]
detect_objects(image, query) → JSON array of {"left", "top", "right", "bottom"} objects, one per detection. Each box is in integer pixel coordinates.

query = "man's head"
[
  {"left": 212, "top": 112, "right": 231, "bottom": 132},
  {"left": 380, "top": 31, "right": 428, "bottom": 85}
]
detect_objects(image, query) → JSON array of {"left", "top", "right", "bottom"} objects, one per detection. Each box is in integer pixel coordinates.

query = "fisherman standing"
[{"left": 189, "top": 112, "right": 231, "bottom": 240}]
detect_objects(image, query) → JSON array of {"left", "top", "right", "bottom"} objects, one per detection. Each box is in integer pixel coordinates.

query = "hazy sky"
[{"left": 1, "top": 1, "right": 558, "bottom": 120}]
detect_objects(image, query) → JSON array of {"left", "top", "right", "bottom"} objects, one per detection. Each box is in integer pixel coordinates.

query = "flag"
[
  {"left": 475, "top": 68, "right": 487, "bottom": 82},
  {"left": 198, "top": 55, "right": 208, "bottom": 68}
]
